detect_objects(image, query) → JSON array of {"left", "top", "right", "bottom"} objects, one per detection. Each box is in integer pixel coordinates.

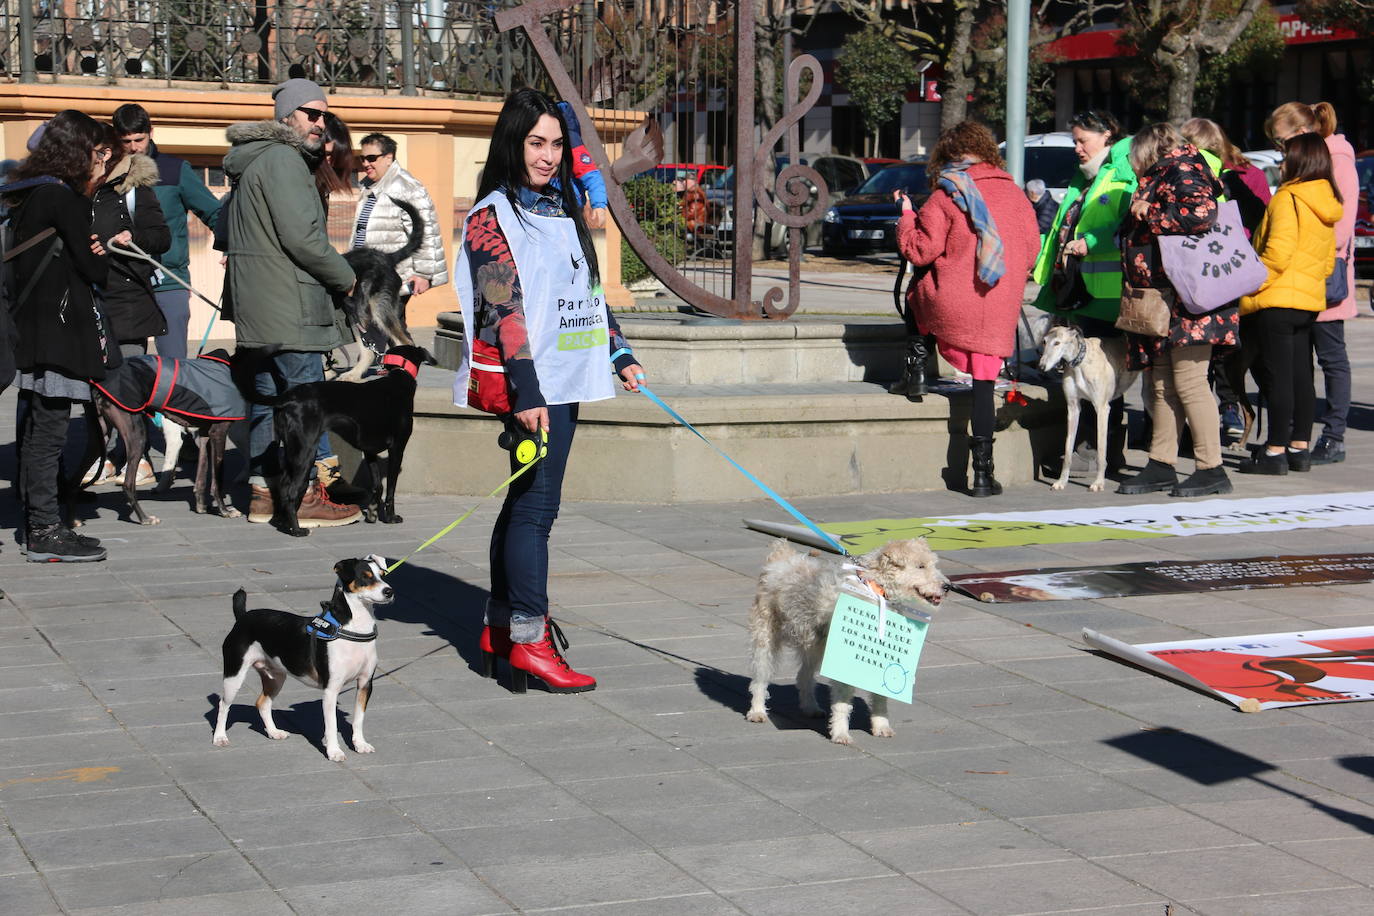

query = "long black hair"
[{"left": 478, "top": 88, "right": 599, "bottom": 286}]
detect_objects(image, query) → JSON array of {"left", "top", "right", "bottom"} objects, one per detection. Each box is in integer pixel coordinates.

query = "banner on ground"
[
  {"left": 747, "top": 491, "right": 1374, "bottom": 554},
  {"left": 1083, "top": 626, "right": 1374, "bottom": 712},
  {"left": 951, "top": 553, "right": 1374, "bottom": 603}
]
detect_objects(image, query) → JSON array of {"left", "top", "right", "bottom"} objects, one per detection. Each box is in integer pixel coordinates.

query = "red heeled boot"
[
  {"left": 507, "top": 620, "right": 596, "bottom": 694},
  {"left": 479, "top": 626, "right": 513, "bottom": 678}
]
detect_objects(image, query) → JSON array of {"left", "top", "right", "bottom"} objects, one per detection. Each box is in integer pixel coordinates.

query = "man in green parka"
[{"left": 222, "top": 78, "right": 359, "bottom": 528}]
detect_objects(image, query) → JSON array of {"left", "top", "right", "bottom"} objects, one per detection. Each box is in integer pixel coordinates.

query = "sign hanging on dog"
[{"left": 819, "top": 585, "right": 931, "bottom": 704}]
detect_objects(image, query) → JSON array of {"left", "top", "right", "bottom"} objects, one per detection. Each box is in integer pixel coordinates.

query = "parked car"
[
  {"left": 1001, "top": 132, "right": 1078, "bottom": 203},
  {"left": 638, "top": 163, "right": 726, "bottom": 186},
  {"left": 701, "top": 156, "right": 808, "bottom": 253},
  {"left": 1242, "top": 149, "right": 1283, "bottom": 196},
  {"left": 705, "top": 155, "right": 905, "bottom": 257},
  {"left": 819, "top": 160, "right": 929, "bottom": 257},
  {"left": 1355, "top": 150, "right": 1373, "bottom": 279}
]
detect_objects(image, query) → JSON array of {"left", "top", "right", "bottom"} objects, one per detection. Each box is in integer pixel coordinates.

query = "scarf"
[
  {"left": 1079, "top": 147, "right": 1108, "bottom": 180},
  {"left": 938, "top": 159, "right": 1005, "bottom": 288}
]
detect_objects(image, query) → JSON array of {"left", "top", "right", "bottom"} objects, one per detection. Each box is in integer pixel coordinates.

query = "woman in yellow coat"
[{"left": 1237, "top": 133, "right": 1344, "bottom": 476}]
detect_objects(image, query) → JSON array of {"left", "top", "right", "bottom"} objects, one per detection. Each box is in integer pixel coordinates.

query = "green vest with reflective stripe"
[{"left": 1033, "top": 136, "right": 1137, "bottom": 322}]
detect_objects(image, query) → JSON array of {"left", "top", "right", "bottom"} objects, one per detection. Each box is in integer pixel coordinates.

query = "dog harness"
[
  {"left": 381, "top": 352, "right": 419, "bottom": 379},
  {"left": 307, "top": 604, "right": 377, "bottom": 642}
]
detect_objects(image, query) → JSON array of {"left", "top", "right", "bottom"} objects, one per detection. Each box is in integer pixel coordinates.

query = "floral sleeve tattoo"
[{"left": 466, "top": 205, "right": 533, "bottom": 363}]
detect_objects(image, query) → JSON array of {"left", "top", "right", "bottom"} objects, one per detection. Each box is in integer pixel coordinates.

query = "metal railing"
[{"left": 2, "top": 0, "right": 594, "bottom": 96}]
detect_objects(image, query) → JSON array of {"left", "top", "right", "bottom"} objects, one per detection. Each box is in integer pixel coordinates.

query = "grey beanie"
[{"left": 272, "top": 78, "right": 327, "bottom": 120}]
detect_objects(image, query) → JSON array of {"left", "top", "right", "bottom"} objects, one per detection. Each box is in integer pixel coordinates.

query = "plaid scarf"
[{"left": 938, "top": 160, "right": 1006, "bottom": 288}]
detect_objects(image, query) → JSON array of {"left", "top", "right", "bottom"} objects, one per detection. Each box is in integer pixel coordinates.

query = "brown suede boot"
[
  {"left": 247, "top": 485, "right": 274, "bottom": 524},
  {"left": 296, "top": 480, "right": 362, "bottom": 528}
]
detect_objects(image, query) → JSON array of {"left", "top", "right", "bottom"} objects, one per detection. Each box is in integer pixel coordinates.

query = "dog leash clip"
[{"left": 842, "top": 564, "right": 889, "bottom": 640}]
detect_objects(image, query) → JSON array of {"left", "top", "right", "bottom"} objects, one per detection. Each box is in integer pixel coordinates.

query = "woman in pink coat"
[{"left": 896, "top": 121, "right": 1040, "bottom": 497}]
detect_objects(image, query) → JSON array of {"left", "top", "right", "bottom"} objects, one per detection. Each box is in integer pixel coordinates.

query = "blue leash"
[{"left": 634, "top": 380, "right": 847, "bottom": 556}]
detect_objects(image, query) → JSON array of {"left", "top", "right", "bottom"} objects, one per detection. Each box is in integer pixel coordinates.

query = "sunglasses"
[
  {"left": 360, "top": 153, "right": 389, "bottom": 163},
  {"left": 296, "top": 106, "right": 326, "bottom": 124}
]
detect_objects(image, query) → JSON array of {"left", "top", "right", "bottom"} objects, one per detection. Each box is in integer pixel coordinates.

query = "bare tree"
[{"left": 1120, "top": 0, "right": 1269, "bottom": 122}]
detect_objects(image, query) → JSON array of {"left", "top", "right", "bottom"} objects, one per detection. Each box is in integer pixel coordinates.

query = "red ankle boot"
[
  {"left": 507, "top": 620, "right": 596, "bottom": 693},
  {"left": 479, "top": 625, "right": 513, "bottom": 678}
]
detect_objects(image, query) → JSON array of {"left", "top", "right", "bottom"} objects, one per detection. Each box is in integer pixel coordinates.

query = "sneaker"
[
  {"left": 247, "top": 485, "right": 274, "bottom": 524},
  {"left": 1287, "top": 448, "right": 1312, "bottom": 473},
  {"left": 82, "top": 458, "right": 117, "bottom": 486},
  {"left": 1171, "top": 465, "right": 1233, "bottom": 498},
  {"left": 26, "top": 525, "right": 106, "bottom": 562},
  {"left": 1116, "top": 459, "right": 1178, "bottom": 495},
  {"left": 1220, "top": 403, "right": 1244, "bottom": 439},
  {"left": 296, "top": 481, "right": 361, "bottom": 528},
  {"left": 1237, "top": 449, "right": 1289, "bottom": 475},
  {"left": 1311, "top": 437, "right": 1346, "bottom": 465}
]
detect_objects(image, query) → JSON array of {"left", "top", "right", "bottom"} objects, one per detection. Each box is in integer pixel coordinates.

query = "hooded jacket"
[
  {"left": 221, "top": 120, "right": 354, "bottom": 351},
  {"left": 90, "top": 153, "right": 171, "bottom": 342},
  {"left": 1241, "top": 178, "right": 1343, "bottom": 316},
  {"left": 352, "top": 162, "right": 448, "bottom": 288},
  {"left": 146, "top": 140, "right": 222, "bottom": 293},
  {"left": 1033, "top": 135, "right": 1137, "bottom": 322}
]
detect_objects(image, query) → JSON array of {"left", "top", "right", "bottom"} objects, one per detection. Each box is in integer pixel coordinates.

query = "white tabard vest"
[{"left": 452, "top": 191, "right": 615, "bottom": 409}]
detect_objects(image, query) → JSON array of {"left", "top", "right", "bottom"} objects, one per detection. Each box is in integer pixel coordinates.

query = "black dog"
[
  {"left": 335, "top": 199, "right": 424, "bottom": 381},
  {"left": 231, "top": 343, "right": 434, "bottom": 536},
  {"left": 72, "top": 351, "right": 245, "bottom": 526}
]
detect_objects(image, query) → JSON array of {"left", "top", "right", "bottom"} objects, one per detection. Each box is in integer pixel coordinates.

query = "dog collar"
[
  {"left": 307, "top": 606, "right": 377, "bottom": 643},
  {"left": 382, "top": 354, "right": 419, "bottom": 379},
  {"left": 1066, "top": 335, "right": 1087, "bottom": 369}
]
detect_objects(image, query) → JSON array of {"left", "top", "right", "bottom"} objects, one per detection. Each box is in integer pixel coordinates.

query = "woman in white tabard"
[{"left": 453, "top": 88, "right": 644, "bottom": 694}]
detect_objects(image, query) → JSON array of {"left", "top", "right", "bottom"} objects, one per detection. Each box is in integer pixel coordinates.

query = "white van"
[{"left": 1001, "top": 132, "right": 1079, "bottom": 202}]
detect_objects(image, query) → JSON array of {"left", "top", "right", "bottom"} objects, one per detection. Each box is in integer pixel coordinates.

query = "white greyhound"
[{"left": 1038, "top": 325, "right": 1139, "bottom": 492}]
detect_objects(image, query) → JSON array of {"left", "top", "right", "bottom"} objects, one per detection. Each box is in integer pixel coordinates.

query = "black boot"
[
  {"left": 889, "top": 335, "right": 929, "bottom": 400},
  {"left": 969, "top": 435, "right": 1002, "bottom": 497},
  {"left": 1116, "top": 458, "right": 1177, "bottom": 494}
]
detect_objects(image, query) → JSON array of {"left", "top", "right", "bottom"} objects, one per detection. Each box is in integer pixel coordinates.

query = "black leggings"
[
  {"left": 1241, "top": 308, "right": 1316, "bottom": 447},
  {"left": 972, "top": 379, "right": 995, "bottom": 440}
]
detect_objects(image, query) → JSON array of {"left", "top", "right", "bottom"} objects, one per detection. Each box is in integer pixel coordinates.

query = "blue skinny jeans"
[{"left": 487, "top": 403, "right": 578, "bottom": 644}]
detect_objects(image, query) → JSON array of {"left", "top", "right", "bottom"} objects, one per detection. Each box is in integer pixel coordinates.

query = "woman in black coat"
[
  {"left": 89, "top": 143, "right": 170, "bottom": 353},
  {"left": 4, "top": 110, "right": 115, "bottom": 562}
]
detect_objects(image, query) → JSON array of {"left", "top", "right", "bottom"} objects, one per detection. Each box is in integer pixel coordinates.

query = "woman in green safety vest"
[
  {"left": 1032, "top": 110, "right": 1138, "bottom": 476},
  {"left": 1033, "top": 110, "right": 1137, "bottom": 332}
]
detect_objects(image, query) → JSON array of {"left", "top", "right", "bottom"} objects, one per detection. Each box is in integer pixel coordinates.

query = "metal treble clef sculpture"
[{"left": 495, "top": 0, "right": 829, "bottom": 320}]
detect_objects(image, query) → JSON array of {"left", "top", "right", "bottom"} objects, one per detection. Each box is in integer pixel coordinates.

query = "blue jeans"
[
  {"left": 248, "top": 350, "right": 331, "bottom": 483},
  {"left": 153, "top": 289, "right": 190, "bottom": 360},
  {"left": 487, "top": 403, "right": 578, "bottom": 643},
  {"left": 1312, "top": 320, "right": 1350, "bottom": 442}
]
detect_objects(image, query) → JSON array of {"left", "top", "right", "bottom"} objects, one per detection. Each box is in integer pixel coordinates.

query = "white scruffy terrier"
[{"left": 746, "top": 538, "right": 948, "bottom": 744}]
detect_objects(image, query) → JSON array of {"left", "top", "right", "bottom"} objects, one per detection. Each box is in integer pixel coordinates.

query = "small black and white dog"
[
  {"left": 213, "top": 555, "right": 391, "bottom": 761},
  {"left": 336, "top": 198, "right": 424, "bottom": 381}
]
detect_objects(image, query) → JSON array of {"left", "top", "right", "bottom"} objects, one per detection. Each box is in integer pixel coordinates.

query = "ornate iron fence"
[{"left": 0, "top": 0, "right": 596, "bottom": 96}]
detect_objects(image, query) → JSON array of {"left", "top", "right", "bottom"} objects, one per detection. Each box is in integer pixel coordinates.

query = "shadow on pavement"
[{"left": 1108, "top": 729, "right": 1374, "bottom": 837}]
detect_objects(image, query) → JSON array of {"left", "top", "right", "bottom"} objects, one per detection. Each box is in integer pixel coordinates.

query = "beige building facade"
[{"left": 0, "top": 83, "right": 639, "bottom": 348}]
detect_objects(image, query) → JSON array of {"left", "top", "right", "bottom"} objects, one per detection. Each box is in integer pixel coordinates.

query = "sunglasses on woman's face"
[
  {"left": 296, "top": 106, "right": 326, "bottom": 124},
  {"left": 360, "top": 153, "right": 389, "bottom": 163}
]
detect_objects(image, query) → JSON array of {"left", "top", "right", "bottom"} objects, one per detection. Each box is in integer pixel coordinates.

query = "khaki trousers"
[{"left": 1147, "top": 343, "right": 1221, "bottom": 470}]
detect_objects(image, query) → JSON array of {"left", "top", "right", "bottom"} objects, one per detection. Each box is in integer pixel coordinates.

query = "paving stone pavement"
[{"left": 3, "top": 309, "right": 1374, "bottom": 914}]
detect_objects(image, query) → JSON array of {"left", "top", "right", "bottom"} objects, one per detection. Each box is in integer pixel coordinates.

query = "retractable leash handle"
[
  {"left": 385, "top": 438, "right": 548, "bottom": 574},
  {"left": 633, "top": 377, "right": 848, "bottom": 556}
]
